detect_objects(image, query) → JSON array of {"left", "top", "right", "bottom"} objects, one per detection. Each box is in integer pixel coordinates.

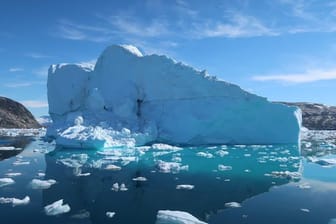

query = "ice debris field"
[
  {"left": 47, "top": 45, "right": 301, "bottom": 149},
  {"left": 0, "top": 128, "right": 336, "bottom": 223}
]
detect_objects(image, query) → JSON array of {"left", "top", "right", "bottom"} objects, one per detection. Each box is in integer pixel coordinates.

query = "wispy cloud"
[
  {"left": 8, "top": 68, "right": 24, "bottom": 72},
  {"left": 106, "top": 15, "right": 170, "bottom": 37},
  {"left": 25, "top": 52, "right": 52, "bottom": 59},
  {"left": 33, "top": 66, "right": 49, "bottom": 77},
  {"left": 5, "top": 81, "right": 45, "bottom": 88},
  {"left": 195, "top": 14, "right": 277, "bottom": 38},
  {"left": 252, "top": 69, "right": 336, "bottom": 83},
  {"left": 20, "top": 100, "right": 48, "bottom": 108}
]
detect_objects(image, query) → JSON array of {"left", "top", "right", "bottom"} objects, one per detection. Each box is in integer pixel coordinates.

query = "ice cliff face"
[{"left": 47, "top": 45, "right": 301, "bottom": 149}]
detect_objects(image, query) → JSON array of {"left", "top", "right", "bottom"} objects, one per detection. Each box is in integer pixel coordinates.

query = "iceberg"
[
  {"left": 30, "top": 179, "right": 57, "bottom": 189},
  {"left": 47, "top": 45, "right": 301, "bottom": 149}
]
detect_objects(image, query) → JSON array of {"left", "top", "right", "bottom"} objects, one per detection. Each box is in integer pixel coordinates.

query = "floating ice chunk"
[
  {"left": 151, "top": 144, "right": 182, "bottom": 151},
  {"left": 5, "top": 172, "right": 22, "bottom": 177},
  {"left": 13, "top": 161, "right": 30, "bottom": 166},
  {"left": 215, "top": 150, "right": 229, "bottom": 157},
  {"left": 132, "top": 177, "right": 147, "bottom": 182},
  {"left": 156, "top": 160, "right": 188, "bottom": 173},
  {"left": 298, "top": 183, "right": 311, "bottom": 189},
  {"left": 0, "top": 146, "right": 20, "bottom": 150},
  {"left": 271, "top": 171, "right": 301, "bottom": 180},
  {"left": 196, "top": 152, "right": 213, "bottom": 158},
  {"left": 111, "top": 183, "right": 119, "bottom": 191},
  {"left": 176, "top": 185, "right": 194, "bottom": 190},
  {"left": 218, "top": 164, "right": 232, "bottom": 171},
  {"left": 300, "top": 208, "right": 310, "bottom": 213},
  {"left": 106, "top": 211, "right": 116, "bottom": 218},
  {"left": 37, "top": 172, "right": 46, "bottom": 177},
  {"left": 307, "top": 157, "right": 336, "bottom": 167},
  {"left": 0, "top": 177, "right": 15, "bottom": 187},
  {"left": 156, "top": 210, "right": 207, "bottom": 224},
  {"left": 31, "top": 179, "right": 56, "bottom": 189},
  {"left": 105, "top": 164, "right": 122, "bottom": 171},
  {"left": 225, "top": 202, "right": 241, "bottom": 208},
  {"left": 44, "top": 199, "right": 71, "bottom": 216},
  {"left": 120, "top": 183, "right": 128, "bottom": 191},
  {"left": 71, "top": 210, "right": 90, "bottom": 219},
  {"left": 0, "top": 196, "right": 30, "bottom": 206}
]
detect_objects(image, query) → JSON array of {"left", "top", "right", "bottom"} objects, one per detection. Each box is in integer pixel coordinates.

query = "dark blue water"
[{"left": 0, "top": 131, "right": 335, "bottom": 224}]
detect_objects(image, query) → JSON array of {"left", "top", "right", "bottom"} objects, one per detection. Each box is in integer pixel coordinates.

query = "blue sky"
[{"left": 1, "top": 0, "right": 336, "bottom": 117}]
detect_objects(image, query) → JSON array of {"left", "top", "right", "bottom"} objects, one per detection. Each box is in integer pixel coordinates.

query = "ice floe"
[
  {"left": 218, "top": 164, "right": 232, "bottom": 171},
  {"left": 44, "top": 199, "right": 71, "bottom": 216},
  {"left": 132, "top": 176, "right": 147, "bottom": 182},
  {"left": 106, "top": 211, "right": 116, "bottom": 218},
  {"left": 31, "top": 179, "right": 56, "bottom": 189},
  {"left": 5, "top": 172, "right": 22, "bottom": 177},
  {"left": 0, "top": 177, "right": 15, "bottom": 187},
  {"left": 176, "top": 185, "right": 194, "bottom": 190},
  {"left": 225, "top": 202, "right": 242, "bottom": 208},
  {"left": 196, "top": 152, "right": 213, "bottom": 158},
  {"left": 156, "top": 160, "right": 189, "bottom": 173},
  {"left": 0, "top": 196, "right": 30, "bottom": 206},
  {"left": 156, "top": 210, "right": 207, "bottom": 224}
]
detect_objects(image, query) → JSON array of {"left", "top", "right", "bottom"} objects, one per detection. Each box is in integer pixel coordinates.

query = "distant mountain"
[
  {"left": 36, "top": 115, "right": 52, "bottom": 127},
  {"left": 0, "top": 96, "right": 41, "bottom": 128},
  {"left": 281, "top": 102, "right": 336, "bottom": 130}
]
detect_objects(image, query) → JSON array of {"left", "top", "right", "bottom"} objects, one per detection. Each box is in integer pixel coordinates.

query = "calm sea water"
[{"left": 0, "top": 131, "right": 335, "bottom": 224}]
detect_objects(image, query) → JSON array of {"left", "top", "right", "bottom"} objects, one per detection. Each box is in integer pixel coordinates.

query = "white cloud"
[
  {"left": 9, "top": 68, "right": 24, "bottom": 72},
  {"left": 252, "top": 69, "right": 336, "bottom": 83},
  {"left": 20, "top": 100, "right": 48, "bottom": 108}
]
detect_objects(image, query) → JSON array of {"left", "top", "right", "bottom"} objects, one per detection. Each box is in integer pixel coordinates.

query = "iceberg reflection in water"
[{"left": 42, "top": 144, "right": 300, "bottom": 223}]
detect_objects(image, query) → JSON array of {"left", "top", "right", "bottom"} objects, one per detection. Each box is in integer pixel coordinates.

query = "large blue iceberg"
[{"left": 47, "top": 45, "right": 301, "bottom": 149}]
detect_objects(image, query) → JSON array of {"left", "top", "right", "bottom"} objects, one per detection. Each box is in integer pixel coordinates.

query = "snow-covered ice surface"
[
  {"left": 0, "top": 130, "right": 335, "bottom": 223},
  {"left": 47, "top": 45, "right": 301, "bottom": 149}
]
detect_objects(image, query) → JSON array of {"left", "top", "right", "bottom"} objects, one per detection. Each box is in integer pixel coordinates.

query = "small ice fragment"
[
  {"left": 13, "top": 161, "right": 30, "bottom": 166},
  {"left": 0, "top": 178, "right": 15, "bottom": 187},
  {"left": 105, "top": 164, "right": 121, "bottom": 171},
  {"left": 76, "top": 172, "right": 91, "bottom": 177},
  {"left": 106, "top": 211, "right": 116, "bottom": 218},
  {"left": 71, "top": 210, "right": 90, "bottom": 219},
  {"left": 151, "top": 143, "right": 182, "bottom": 150},
  {"left": 31, "top": 179, "right": 56, "bottom": 189},
  {"left": 224, "top": 179, "right": 230, "bottom": 182},
  {"left": 215, "top": 150, "right": 229, "bottom": 157},
  {"left": 196, "top": 152, "right": 213, "bottom": 158},
  {"left": 132, "top": 177, "right": 147, "bottom": 182},
  {"left": 299, "top": 183, "right": 311, "bottom": 189},
  {"left": 156, "top": 210, "right": 207, "bottom": 224},
  {"left": 225, "top": 202, "right": 241, "bottom": 208},
  {"left": 176, "top": 185, "right": 194, "bottom": 190},
  {"left": 5, "top": 172, "right": 22, "bottom": 177},
  {"left": 218, "top": 164, "right": 232, "bottom": 171},
  {"left": 120, "top": 183, "right": 128, "bottom": 191},
  {"left": 301, "top": 208, "right": 310, "bottom": 213},
  {"left": 0, "top": 146, "right": 18, "bottom": 150},
  {"left": 111, "top": 183, "right": 119, "bottom": 191},
  {"left": 37, "top": 172, "right": 46, "bottom": 177},
  {"left": 244, "top": 169, "right": 251, "bottom": 173},
  {"left": 0, "top": 196, "right": 30, "bottom": 206},
  {"left": 44, "top": 199, "right": 71, "bottom": 216}
]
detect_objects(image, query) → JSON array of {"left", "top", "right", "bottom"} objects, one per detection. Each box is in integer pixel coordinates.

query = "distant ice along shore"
[{"left": 46, "top": 45, "right": 301, "bottom": 149}]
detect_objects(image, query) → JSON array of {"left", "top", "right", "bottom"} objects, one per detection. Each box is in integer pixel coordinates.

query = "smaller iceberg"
[
  {"left": 30, "top": 179, "right": 56, "bottom": 189},
  {"left": 44, "top": 199, "right": 71, "bottom": 216},
  {"left": 0, "top": 196, "right": 30, "bottom": 206}
]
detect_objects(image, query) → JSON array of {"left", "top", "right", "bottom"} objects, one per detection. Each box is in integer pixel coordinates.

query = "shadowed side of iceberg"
[{"left": 46, "top": 45, "right": 301, "bottom": 149}]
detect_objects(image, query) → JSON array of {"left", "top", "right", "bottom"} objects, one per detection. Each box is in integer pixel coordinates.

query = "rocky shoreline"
[{"left": 281, "top": 102, "right": 336, "bottom": 130}]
